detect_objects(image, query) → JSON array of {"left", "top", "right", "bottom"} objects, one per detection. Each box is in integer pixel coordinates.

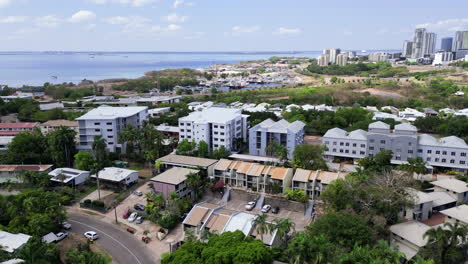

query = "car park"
[
  {"left": 245, "top": 201, "right": 256, "bottom": 211},
  {"left": 62, "top": 221, "right": 72, "bottom": 230},
  {"left": 55, "top": 232, "right": 68, "bottom": 242},
  {"left": 261, "top": 205, "right": 271, "bottom": 213},
  {"left": 272, "top": 206, "right": 280, "bottom": 214},
  {"left": 134, "top": 204, "right": 145, "bottom": 211},
  {"left": 135, "top": 216, "right": 144, "bottom": 224},
  {"left": 128, "top": 212, "right": 138, "bottom": 222},
  {"left": 84, "top": 231, "right": 98, "bottom": 241}
]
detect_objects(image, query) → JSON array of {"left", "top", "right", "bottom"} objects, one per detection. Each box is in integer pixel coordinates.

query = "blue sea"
[{"left": 0, "top": 50, "right": 397, "bottom": 87}]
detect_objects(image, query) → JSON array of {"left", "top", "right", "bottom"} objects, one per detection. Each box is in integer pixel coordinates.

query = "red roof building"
[{"left": 0, "top": 122, "right": 39, "bottom": 131}]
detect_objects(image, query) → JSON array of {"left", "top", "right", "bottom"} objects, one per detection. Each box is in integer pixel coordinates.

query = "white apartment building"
[
  {"left": 178, "top": 107, "right": 249, "bottom": 152},
  {"left": 433, "top": 51, "right": 454, "bottom": 65},
  {"left": 317, "top": 55, "right": 330, "bottom": 66},
  {"left": 76, "top": 106, "right": 148, "bottom": 152},
  {"left": 336, "top": 53, "right": 348, "bottom": 66}
]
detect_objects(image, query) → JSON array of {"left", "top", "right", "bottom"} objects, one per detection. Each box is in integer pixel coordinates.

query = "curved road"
[{"left": 68, "top": 213, "right": 156, "bottom": 264}]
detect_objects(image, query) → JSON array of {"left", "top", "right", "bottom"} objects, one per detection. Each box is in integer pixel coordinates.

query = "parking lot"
[{"left": 209, "top": 197, "right": 311, "bottom": 232}]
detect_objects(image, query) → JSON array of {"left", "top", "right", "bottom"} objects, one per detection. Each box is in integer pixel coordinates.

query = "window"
[
  {"left": 360, "top": 151, "right": 365, "bottom": 155},
  {"left": 95, "top": 129, "right": 100, "bottom": 132},
  {"left": 380, "top": 140, "right": 386, "bottom": 144},
  {"left": 333, "top": 148, "right": 337, "bottom": 152},
  {"left": 352, "top": 150, "right": 356, "bottom": 154},
  {"left": 345, "top": 150, "right": 349, "bottom": 153},
  {"left": 107, "top": 129, "right": 112, "bottom": 132},
  {"left": 361, "top": 144, "right": 365, "bottom": 148},
  {"left": 353, "top": 143, "right": 357, "bottom": 147},
  {"left": 345, "top": 143, "right": 349, "bottom": 146},
  {"left": 180, "top": 129, "right": 184, "bottom": 132},
  {"left": 340, "top": 142, "right": 344, "bottom": 146},
  {"left": 408, "top": 150, "right": 413, "bottom": 154},
  {"left": 450, "top": 159, "right": 455, "bottom": 164},
  {"left": 333, "top": 142, "right": 337, "bottom": 145},
  {"left": 214, "top": 132, "right": 218, "bottom": 135},
  {"left": 187, "top": 136, "right": 191, "bottom": 139},
  {"left": 427, "top": 150, "right": 432, "bottom": 154},
  {"left": 418, "top": 149, "right": 422, "bottom": 153},
  {"left": 180, "top": 135, "right": 185, "bottom": 138},
  {"left": 214, "top": 125, "right": 218, "bottom": 128},
  {"left": 370, "top": 139, "right": 375, "bottom": 143},
  {"left": 435, "top": 158, "right": 439, "bottom": 162},
  {"left": 325, "top": 141, "right": 330, "bottom": 145},
  {"left": 427, "top": 157, "right": 431, "bottom": 161},
  {"left": 221, "top": 139, "right": 225, "bottom": 142},
  {"left": 409, "top": 142, "right": 412, "bottom": 146},
  {"left": 94, "top": 122, "right": 100, "bottom": 125},
  {"left": 442, "top": 151, "right": 447, "bottom": 155},
  {"left": 442, "top": 159, "right": 446, "bottom": 163},
  {"left": 220, "top": 126, "right": 225, "bottom": 129},
  {"left": 451, "top": 152, "right": 456, "bottom": 156},
  {"left": 108, "top": 136, "right": 114, "bottom": 139},
  {"left": 187, "top": 130, "right": 191, "bottom": 132},
  {"left": 436, "top": 151, "right": 440, "bottom": 154},
  {"left": 369, "top": 147, "right": 374, "bottom": 150},
  {"left": 340, "top": 149, "right": 344, "bottom": 153},
  {"left": 462, "top": 153, "right": 467, "bottom": 157},
  {"left": 106, "top": 122, "right": 112, "bottom": 125},
  {"left": 461, "top": 161, "right": 466, "bottom": 164},
  {"left": 214, "top": 144, "right": 218, "bottom": 148},
  {"left": 108, "top": 142, "right": 114, "bottom": 145},
  {"left": 220, "top": 133, "right": 225, "bottom": 135}
]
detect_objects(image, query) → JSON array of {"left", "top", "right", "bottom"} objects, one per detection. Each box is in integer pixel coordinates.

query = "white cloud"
[
  {"left": 163, "top": 13, "right": 188, "bottom": 23},
  {"left": 173, "top": 0, "right": 193, "bottom": 8},
  {"left": 415, "top": 18, "right": 468, "bottom": 32},
  {"left": 232, "top": 25, "right": 261, "bottom": 34},
  {"left": 0, "top": 16, "right": 28, "bottom": 23},
  {"left": 274, "top": 27, "right": 302, "bottom": 35},
  {"left": 69, "top": 10, "right": 96, "bottom": 23},
  {"left": 88, "top": 0, "right": 158, "bottom": 7},
  {"left": 35, "top": 15, "right": 62, "bottom": 28},
  {"left": 0, "top": 0, "right": 11, "bottom": 8}
]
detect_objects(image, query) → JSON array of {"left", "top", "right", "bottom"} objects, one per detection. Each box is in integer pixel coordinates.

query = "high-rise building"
[
  {"left": 336, "top": 53, "right": 348, "bottom": 66},
  {"left": 347, "top": 51, "right": 356, "bottom": 58},
  {"left": 423, "top": 32, "right": 437, "bottom": 56},
  {"left": 317, "top": 54, "right": 330, "bottom": 66},
  {"left": 433, "top": 51, "right": 454, "bottom": 65},
  {"left": 323, "top": 48, "right": 341, "bottom": 64},
  {"left": 441, "top": 37, "right": 453, "bottom": 52},
  {"left": 453, "top": 31, "right": 468, "bottom": 51},
  {"left": 402, "top": 41, "right": 413, "bottom": 58},
  {"left": 412, "top": 28, "right": 426, "bottom": 59}
]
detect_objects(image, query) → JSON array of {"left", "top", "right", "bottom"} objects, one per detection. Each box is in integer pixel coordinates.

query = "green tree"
[
  {"left": 284, "top": 189, "right": 308, "bottom": 203},
  {"left": 65, "top": 243, "right": 109, "bottom": 264},
  {"left": 197, "top": 140, "right": 209, "bottom": 158},
  {"left": 287, "top": 233, "right": 336, "bottom": 264},
  {"left": 15, "top": 237, "right": 59, "bottom": 264},
  {"left": 4, "top": 129, "right": 50, "bottom": 164},
  {"left": 212, "top": 146, "right": 231, "bottom": 159},
  {"left": 338, "top": 240, "right": 403, "bottom": 264},
  {"left": 74, "top": 150, "right": 94, "bottom": 171},
  {"left": 271, "top": 218, "right": 295, "bottom": 244},
  {"left": 185, "top": 172, "right": 204, "bottom": 201},
  {"left": 47, "top": 126, "right": 77, "bottom": 167},
  {"left": 292, "top": 145, "right": 327, "bottom": 170},
  {"left": 420, "top": 222, "right": 468, "bottom": 264},
  {"left": 92, "top": 136, "right": 107, "bottom": 200},
  {"left": 253, "top": 213, "right": 270, "bottom": 242},
  {"left": 398, "top": 157, "right": 427, "bottom": 175},
  {"left": 176, "top": 139, "right": 196, "bottom": 156}
]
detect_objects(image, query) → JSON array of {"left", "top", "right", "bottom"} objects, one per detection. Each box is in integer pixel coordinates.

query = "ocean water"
[{"left": 0, "top": 50, "right": 396, "bottom": 87}]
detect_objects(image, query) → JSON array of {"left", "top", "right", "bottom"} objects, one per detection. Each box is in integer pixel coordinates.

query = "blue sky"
[{"left": 0, "top": 0, "right": 467, "bottom": 51}]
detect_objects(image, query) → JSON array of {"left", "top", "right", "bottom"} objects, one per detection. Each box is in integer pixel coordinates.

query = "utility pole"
[{"left": 114, "top": 205, "right": 118, "bottom": 224}]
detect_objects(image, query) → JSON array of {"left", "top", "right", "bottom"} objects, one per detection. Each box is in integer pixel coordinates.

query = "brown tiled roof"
[
  {"left": 157, "top": 154, "right": 218, "bottom": 168},
  {"left": 205, "top": 214, "right": 231, "bottom": 233},
  {"left": 41, "top": 120, "right": 78, "bottom": 127},
  {"left": 316, "top": 171, "right": 342, "bottom": 184},
  {"left": 228, "top": 161, "right": 239, "bottom": 170},
  {"left": 261, "top": 166, "right": 271, "bottom": 174},
  {"left": 292, "top": 168, "right": 314, "bottom": 182},
  {"left": 247, "top": 164, "right": 265, "bottom": 176},
  {"left": 214, "top": 159, "right": 232, "bottom": 171},
  {"left": 184, "top": 207, "right": 211, "bottom": 227},
  {"left": 269, "top": 167, "right": 290, "bottom": 180},
  {"left": 237, "top": 162, "right": 254, "bottom": 174},
  {"left": 0, "top": 122, "right": 39, "bottom": 129}
]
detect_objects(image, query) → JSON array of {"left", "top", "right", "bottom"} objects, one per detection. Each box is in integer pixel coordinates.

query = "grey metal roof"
[
  {"left": 395, "top": 123, "right": 417, "bottom": 132},
  {"left": 253, "top": 119, "right": 305, "bottom": 133},
  {"left": 348, "top": 129, "right": 368, "bottom": 140},
  {"left": 369, "top": 121, "right": 390, "bottom": 129},
  {"left": 440, "top": 136, "right": 468, "bottom": 148},
  {"left": 418, "top": 134, "right": 438, "bottom": 145},
  {"left": 323, "top": 127, "right": 347, "bottom": 138}
]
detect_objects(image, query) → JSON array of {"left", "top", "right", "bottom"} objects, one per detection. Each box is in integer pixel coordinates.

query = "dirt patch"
[
  {"left": 268, "top": 96, "right": 290, "bottom": 100},
  {"left": 304, "top": 136, "right": 322, "bottom": 145},
  {"left": 360, "top": 88, "right": 405, "bottom": 99}
]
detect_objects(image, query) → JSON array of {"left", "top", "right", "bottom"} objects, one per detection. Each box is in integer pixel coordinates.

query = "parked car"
[
  {"left": 133, "top": 190, "right": 143, "bottom": 196},
  {"left": 272, "top": 206, "right": 280, "bottom": 214},
  {"left": 261, "top": 205, "right": 271, "bottom": 213},
  {"left": 134, "top": 204, "right": 145, "bottom": 211},
  {"left": 245, "top": 201, "right": 256, "bottom": 211},
  {"left": 62, "top": 221, "right": 72, "bottom": 230},
  {"left": 135, "top": 216, "right": 144, "bottom": 224},
  {"left": 123, "top": 210, "right": 131, "bottom": 219},
  {"left": 128, "top": 212, "right": 138, "bottom": 222},
  {"left": 55, "top": 232, "right": 68, "bottom": 242},
  {"left": 84, "top": 231, "right": 98, "bottom": 241}
]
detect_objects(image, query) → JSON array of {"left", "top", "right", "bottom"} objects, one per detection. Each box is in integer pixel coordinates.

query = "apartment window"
[
  {"left": 333, "top": 142, "right": 337, "bottom": 145},
  {"left": 450, "top": 159, "right": 455, "bottom": 164},
  {"left": 106, "top": 122, "right": 112, "bottom": 125},
  {"left": 352, "top": 150, "right": 356, "bottom": 154},
  {"left": 187, "top": 136, "right": 191, "bottom": 139},
  {"left": 214, "top": 138, "right": 218, "bottom": 141},
  {"left": 340, "top": 142, "right": 344, "bottom": 146},
  {"left": 220, "top": 126, "right": 225, "bottom": 129},
  {"left": 436, "top": 151, "right": 440, "bottom": 154},
  {"left": 352, "top": 143, "right": 357, "bottom": 147},
  {"left": 380, "top": 148, "right": 384, "bottom": 151},
  {"left": 369, "top": 147, "right": 374, "bottom": 150},
  {"left": 220, "top": 132, "right": 225, "bottom": 135},
  {"left": 108, "top": 136, "right": 114, "bottom": 139},
  {"left": 187, "top": 130, "right": 191, "bottom": 132},
  {"left": 333, "top": 148, "right": 337, "bottom": 152},
  {"left": 325, "top": 141, "right": 330, "bottom": 145},
  {"left": 427, "top": 150, "right": 432, "bottom": 154},
  {"left": 214, "top": 132, "right": 218, "bottom": 135},
  {"left": 418, "top": 149, "right": 422, "bottom": 153},
  {"left": 462, "top": 153, "right": 467, "bottom": 157},
  {"left": 108, "top": 142, "right": 114, "bottom": 145},
  {"left": 370, "top": 139, "right": 375, "bottom": 143},
  {"left": 435, "top": 158, "right": 439, "bottom": 162},
  {"left": 107, "top": 129, "right": 112, "bottom": 132},
  {"left": 360, "top": 151, "right": 365, "bottom": 155},
  {"left": 345, "top": 150, "right": 349, "bottom": 153},
  {"left": 340, "top": 149, "right": 344, "bottom": 153},
  {"left": 461, "top": 161, "right": 466, "bottom": 164},
  {"left": 395, "top": 156, "right": 401, "bottom": 160},
  {"left": 361, "top": 144, "right": 365, "bottom": 148},
  {"left": 94, "top": 122, "right": 100, "bottom": 125},
  {"left": 180, "top": 135, "right": 185, "bottom": 138},
  {"left": 95, "top": 129, "right": 100, "bottom": 132},
  {"left": 345, "top": 143, "right": 349, "bottom": 147},
  {"left": 427, "top": 157, "right": 431, "bottom": 161},
  {"left": 214, "top": 125, "right": 218, "bottom": 128},
  {"left": 451, "top": 152, "right": 456, "bottom": 156},
  {"left": 214, "top": 144, "right": 219, "bottom": 148},
  {"left": 443, "top": 151, "right": 447, "bottom": 155},
  {"left": 380, "top": 140, "right": 386, "bottom": 144},
  {"left": 221, "top": 139, "right": 225, "bottom": 142},
  {"left": 408, "top": 150, "right": 413, "bottom": 154},
  {"left": 180, "top": 122, "right": 184, "bottom": 126},
  {"left": 442, "top": 159, "right": 446, "bottom": 163},
  {"left": 409, "top": 142, "right": 412, "bottom": 146}
]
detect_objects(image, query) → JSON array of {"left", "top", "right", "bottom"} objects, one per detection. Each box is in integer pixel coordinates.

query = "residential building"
[
  {"left": 336, "top": 53, "right": 348, "bottom": 66},
  {"left": 323, "top": 48, "right": 340, "bottom": 64},
  {"left": 178, "top": 107, "right": 249, "bottom": 152},
  {"left": 0, "top": 94, "right": 32, "bottom": 102},
  {"left": 136, "top": 96, "right": 181, "bottom": 106},
  {"left": 156, "top": 154, "right": 218, "bottom": 177},
  {"left": 368, "top": 52, "right": 389, "bottom": 62},
  {"left": 0, "top": 123, "right": 39, "bottom": 135},
  {"left": 151, "top": 167, "right": 199, "bottom": 199},
  {"left": 390, "top": 221, "right": 431, "bottom": 260},
  {"left": 453, "top": 31, "right": 468, "bottom": 52},
  {"left": 0, "top": 231, "right": 31, "bottom": 253},
  {"left": 39, "top": 102, "right": 64, "bottom": 111},
  {"left": 433, "top": 51, "right": 454, "bottom": 65},
  {"left": 398, "top": 108, "right": 425, "bottom": 122},
  {"left": 317, "top": 55, "right": 330, "bottom": 66},
  {"left": 412, "top": 28, "right": 437, "bottom": 58},
  {"left": 91, "top": 167, "right": 139, "bottom": 187},
  {"left": 248, "top": 119, "right": 305, "bottom": 159},
  {"left": 346, "top": 51, "right": 356, "bottom": 58},
  {"left": 401, "top": 188, "right": 433, "bottom": 222},
  {"left": 440, "top": 204, "right": 468, "bottom": 225},
  {"left": 0, "top": 137, "right": 14, "bottom": 151},
  {"left": 440, "top": 37, "right": 453, "bottom": 52},
  {"left": 427, "top": 191, "right": 457, "bottom": 212},
  {"left": 402, "top": 40, "right": 413, "bottom": 57},
  {"left": 76, "top": 106, "right": 148, "bottom": 152},
  {"left": 155, "top": 124, "right": 179, "bottom": 138},
  {"left": 48, "top": 168, "right": 90, "bottom": 186},
  {"left": 323, "top": 122, "right": 468, "bottom": 171},
  {"left": 313, "top": 170, "right": 347, "bottom": 197},
  {"left": 291, "top": 168, "right": 316, "bottom": 198},
  {"left": 148, "top": 107, "right": 171, "bottom": 118},
  {"left": 423, "top": 32, "right": 437, "bottom": 56},
  {"left": 431, "top": 178, "right": 468, "bottom": 203},
  {"left": 0, "top": 165, "right": 53, "bottom": 183},
  {"left": 40, "top": 120, "right": 79, "bottom": 142}
]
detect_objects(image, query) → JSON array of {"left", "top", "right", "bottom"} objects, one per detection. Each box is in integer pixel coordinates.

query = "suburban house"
[
  {"left": 431, "top": 178, "right": 468, "bottom": 203},
  {"left": 313, "top": 170, "right": 348, "bottom": 198},
  {"left": 0, "top": 231, "right": 31, "bottom": 253},
  {"left": 426, "top": 191, "right": 457, "bottom": 212},
  {"left": 401, "top": 188, "right": 433, "bottom": 222},
  {"left": 76, "top": 106, "right": 148, "bottom": 152},
  {"left": 178, "top": 107, "right": 249, "bottom": 152},
  {"left": 151, "top": 167, "right": 200, "bottom": 199},
  {"left": 0, "top": 165, "right": 53, "bottom": 183},
  {"left": 40, "top": 120, "right": 79, "bottom": 141},
  {"left": 440, "top": 204, "right": 468, "bottom": 225},
  {"left": 323, "top": 121, "right": 468, "bottom": 172},
  {"left": 157, "top": 154, "right": 218, "bottom": 177},
  {"left": 48, "top": 168, "right": 90, "bottom": 186},
  {"left": 183, "top": 202, "right": 222, "bottom": 232},
  {"left": 292, "top": 168, "right": 316, "bottom": 198},
  {"left": 248, "top": 119, "right": 306, "bottom": 159},
  {"left": 390, "top": 221, "right": 431, "bottom": 260},
  {"left": 91, "top": 167, "right": 139, "bottom": 188}
]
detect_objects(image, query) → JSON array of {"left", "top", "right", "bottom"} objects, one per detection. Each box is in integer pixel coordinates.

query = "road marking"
[{"left": 69, "top": 219, "right": 144, "bottom": 264}]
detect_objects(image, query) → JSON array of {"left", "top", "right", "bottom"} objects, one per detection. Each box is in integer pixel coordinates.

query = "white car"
[
  {"left": 62, "top": 221, "right": 72, "bottom": 230},
  {"left": 133, "top": 190, "right": 143, "bottom": 196},
  {"left": 84, "top": 231, "right": 98, "bottom": 241},
  {"left": 245, "top": 201, "right": 256, "bottom": 211},
  {"left": 135, "top": 216, "right": 143, "bottom": 224},
  {"left": 261, "top": 205, "right": 271, "bottom": 213},
  {"left": 128, "top": 212, "right": 138, "bottom": 222},
  {"left": 55, "top": 232, "right": 68, "bottom": 242}
]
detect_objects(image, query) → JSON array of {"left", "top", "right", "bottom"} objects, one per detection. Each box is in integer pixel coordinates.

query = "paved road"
[{"left": 68, "top": 213, "right": 156, "bottom": 264}]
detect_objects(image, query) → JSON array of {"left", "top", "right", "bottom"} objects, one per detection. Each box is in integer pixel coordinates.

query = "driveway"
[{"left": 68, "top": 212, "right": 157, "bottom": 264}]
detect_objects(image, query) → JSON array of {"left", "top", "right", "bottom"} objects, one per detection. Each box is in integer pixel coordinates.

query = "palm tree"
[
  {"left": 253, "top": 213, "right": 270, "bottom": 242},
  {"left": 186, "top": 172, "right": 204, "bottom": 201},
  {"left": 272, "top": 218, "right": 295, "bottom": 244},
  {"left": 422, "top": 222, "right": 468, "bottom": 264},
  {"left": 92, "top": 135, "right": 107, "bottom": 200}
]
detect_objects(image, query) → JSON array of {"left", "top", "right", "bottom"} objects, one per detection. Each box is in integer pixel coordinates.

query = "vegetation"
[
  {"left": 292, "top": 144, "right": 327, "bottom": 170},
  {"left": 413, "top": 115, "right": 468, "bottom": 141},
  {"left": 0, "top": 98, "right": 84, "bottom": 122},
  {"left": 145, "top": 192, "right": 192, "bottom": 230},
  {"left": 304, "top": 61, "right": 409, "bottom": 77},
  {"left": 284, "top": 188, "right": 308, "bottom": 203},
  {"left": 66, "top": 243, "right": 111, "bottom": 264}
]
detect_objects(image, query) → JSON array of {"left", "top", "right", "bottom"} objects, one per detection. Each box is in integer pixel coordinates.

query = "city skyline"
[{"left": 0, "top": 0, "right": 467, "bottom": 51}]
